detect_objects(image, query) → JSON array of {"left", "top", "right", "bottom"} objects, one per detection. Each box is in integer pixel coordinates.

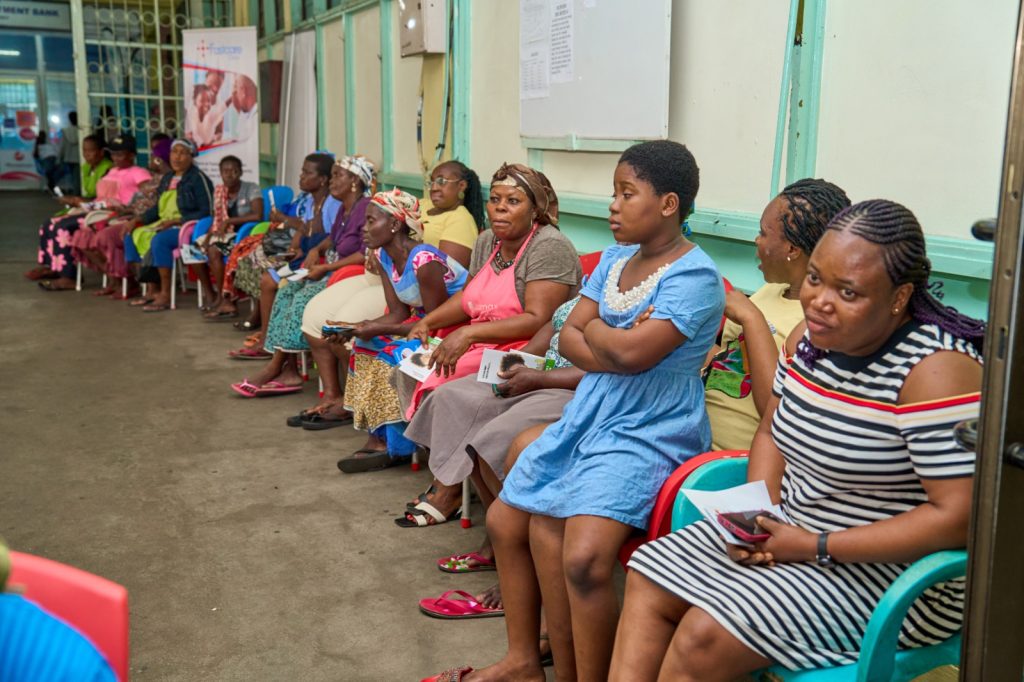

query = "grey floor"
[{"left": 0, "top": 191, "right": 510, "bottom": 681}]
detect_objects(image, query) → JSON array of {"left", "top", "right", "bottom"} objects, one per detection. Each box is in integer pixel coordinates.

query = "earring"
[
  {"left": 458, "top": 190, "right": 465, "bottom": 200},
  {"left": 892, "top": 307, "right": 901, "bottom": 315},
  {"left": 350, "top": 183, "right": 358, "bottom": 192},
  {"left": 786, "top": 256, "right": 792, "bottom": 262}
]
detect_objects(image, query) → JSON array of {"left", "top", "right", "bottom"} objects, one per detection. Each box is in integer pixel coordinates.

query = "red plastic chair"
[
  {"left": 618, "top": 450, "right": 749, "bottom": 567},
  {"left": 8, "top": 551, "right": 130, "bottom": 681},
  {"left": 579, "top": 250, "right": 603, "bottom": 277}
]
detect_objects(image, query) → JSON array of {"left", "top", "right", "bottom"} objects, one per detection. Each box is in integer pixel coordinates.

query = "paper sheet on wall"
[
  {"left": 549, "top": 0, "right": 574, "bottom": 83},
  {"left": 520, "top": 0, "right": 551, "bottom": 100}
]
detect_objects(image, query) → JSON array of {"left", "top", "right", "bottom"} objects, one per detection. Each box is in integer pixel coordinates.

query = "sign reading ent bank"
[{"left": 0, "top": 0, "right": 70, "bottom": 31}]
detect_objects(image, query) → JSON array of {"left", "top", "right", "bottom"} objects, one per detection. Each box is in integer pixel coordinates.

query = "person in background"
[
  {"left": 26, "top": 134, "right": 112, "bottom": 284},
  {"left": 613, "top": 199, "right": 984, "bottom": 681},
  {"left": 193, "top": 155, "right": 264, "bottom": 312},
  {"left": 33, "top": 131, "right": 59, "bottom": 192},
  {"left": 704, "top": 178, "right": 850, "bottom": 451},
  {"left": 124, "top": 138, "right": 213, "bottom": 312},
  {"left": 90, "top": 133, "right": 171, "bottom": 299},
  {"left": 58, "top": 111, "right": 80, "bottom": 194}
]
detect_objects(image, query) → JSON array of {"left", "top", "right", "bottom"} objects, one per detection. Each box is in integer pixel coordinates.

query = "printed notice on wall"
[
  {"left": 520, "top": 0, "right": 551, "bottom": 100},
  {"left": 549, "top": 0, "right": 574, "bottom": 83}
]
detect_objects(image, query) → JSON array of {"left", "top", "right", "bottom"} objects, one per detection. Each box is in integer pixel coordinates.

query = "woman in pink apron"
[{"left": 387, "top": 163, "right": 582, "bottom": 527}]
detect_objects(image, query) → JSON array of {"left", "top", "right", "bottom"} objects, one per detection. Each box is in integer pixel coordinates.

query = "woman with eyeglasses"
[{"left": 283, "top": 161, "right": 485, "bottom": 432}]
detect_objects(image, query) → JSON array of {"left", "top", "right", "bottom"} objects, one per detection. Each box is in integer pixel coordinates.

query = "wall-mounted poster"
[{"left": 182, "top": 27, "right": 259, "bottom": 183}]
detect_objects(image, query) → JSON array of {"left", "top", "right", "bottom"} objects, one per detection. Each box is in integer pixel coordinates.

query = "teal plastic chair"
[{"left": 672, "top": 456, "right": 967, "bottom": 682}]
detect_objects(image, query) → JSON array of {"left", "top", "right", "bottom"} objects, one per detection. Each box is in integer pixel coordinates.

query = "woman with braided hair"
[
  {"left": 704, "top": 178, "right": 851, "bottom": 450},
  {"left": 611, "top": 199, "right": 983, "bottom": 680}
]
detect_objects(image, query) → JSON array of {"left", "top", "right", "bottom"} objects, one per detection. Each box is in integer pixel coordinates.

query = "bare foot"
[
  {"left": 463, "top": 658, "right": 545, "bottom": 682},
  {"left": 476, "top": 584, "right": 502, "bottom": 610}
]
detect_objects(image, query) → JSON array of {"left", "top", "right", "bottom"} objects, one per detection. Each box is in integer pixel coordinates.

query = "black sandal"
[
  {"left": 301, "top": 411, "right": 354, "bottom": 430},
  {"left": 337, "top": 449, "right": 410, "bottom": 474}
]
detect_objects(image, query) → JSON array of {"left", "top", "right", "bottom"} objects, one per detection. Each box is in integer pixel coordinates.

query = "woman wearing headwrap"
[
  {"left": 315, "top": 189, "right": 470, "bottom": 471},
  {"left": 229, "top": 156, "right": 374, "bottom": 396},
  {"left": 124, "top": 138, "right": 214, "bottom": 312},
  {"left": 285, "top": 159, "right": 486, "bottom": 431}
]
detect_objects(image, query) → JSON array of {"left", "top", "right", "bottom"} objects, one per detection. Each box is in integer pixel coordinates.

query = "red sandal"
[{"left": 420, "top": 666, "right": 473, "bottom": 682}]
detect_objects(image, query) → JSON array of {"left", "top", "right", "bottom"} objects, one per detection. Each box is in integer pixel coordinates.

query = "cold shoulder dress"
[{"left": 628, "top": 322, "right": 981, "bottom": 670}]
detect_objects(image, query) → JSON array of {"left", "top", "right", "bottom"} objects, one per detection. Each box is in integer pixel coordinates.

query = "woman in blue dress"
[{"left": 421, "top": 141, "right": 724, "bottom": 682}]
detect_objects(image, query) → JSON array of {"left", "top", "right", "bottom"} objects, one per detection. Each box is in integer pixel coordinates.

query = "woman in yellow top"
[{"left": 289, "top": 160, "right": 484, "bottom": 430}]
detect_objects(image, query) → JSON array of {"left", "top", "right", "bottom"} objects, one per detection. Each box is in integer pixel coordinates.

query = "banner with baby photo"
[{"left": 182, "top": 27, "right": 259, "bottom": 184}]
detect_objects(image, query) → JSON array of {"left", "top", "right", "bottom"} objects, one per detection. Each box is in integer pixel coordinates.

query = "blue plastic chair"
[
  {"left": 672, "top": 456, "right": 966, "bottom": 682},
  {"left": 262, "top": 185, "right": 294, "bottom": 221},
  {"left": 190, "top": 216, "right": 214, "bottom": 244}
]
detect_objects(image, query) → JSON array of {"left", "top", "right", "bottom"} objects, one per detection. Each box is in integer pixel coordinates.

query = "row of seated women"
[{"left": 28, "top": 134, "right": 985, "bottom": 681}]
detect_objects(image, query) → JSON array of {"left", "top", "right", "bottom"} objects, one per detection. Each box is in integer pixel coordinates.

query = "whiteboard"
[{"left": 519, "top": 0, "right": 672, "bottom": 141}]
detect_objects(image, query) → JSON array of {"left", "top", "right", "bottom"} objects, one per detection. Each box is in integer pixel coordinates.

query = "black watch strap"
[{"left": 816, "top": 532, "right": 836, "bottom": 568}]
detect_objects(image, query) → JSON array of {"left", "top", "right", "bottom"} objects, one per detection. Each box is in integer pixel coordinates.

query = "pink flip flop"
[
  {"left": 230, "top": 379, "right": 261, "bottom": 398},
  {"left": 228, "top": 347, "right": 273, "bottom": 360},
  {"left": 437, "top": 552, "right": 497, "bottom": 574},
  {"left": 418, "top": 590, "right": 504, "bottom": 620},
  {"left": 252, "top": 380, "right": 303, "bottom": 397}
]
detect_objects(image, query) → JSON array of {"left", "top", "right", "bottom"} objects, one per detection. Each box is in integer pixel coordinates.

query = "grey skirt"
[{"left": 404, "top": 374, "right": 574, "bottom": 486}]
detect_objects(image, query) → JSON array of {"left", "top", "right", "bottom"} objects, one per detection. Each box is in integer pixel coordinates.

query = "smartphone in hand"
[
  {"left": 322, "top": 324, "right": 355, "bottom": 337},
  {"left": 716, "top": 510, "right": 782, "bottom": 543}
]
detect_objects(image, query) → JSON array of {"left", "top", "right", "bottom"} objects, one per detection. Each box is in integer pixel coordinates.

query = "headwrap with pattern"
[
  {"left": 491, "top": 162, "right": 559, "bottom": 226},
  {"left": 170, "top": 138, "right": 197, "bottom": 157},
  {"left": 370, "top": 188, "right": 423, "bottom": 239},
  {"left": 335, "top": 155, "right": 376, "bottom": 196}
]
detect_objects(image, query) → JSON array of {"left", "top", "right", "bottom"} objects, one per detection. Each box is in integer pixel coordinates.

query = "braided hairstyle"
[
  {"left": 797, "top": 199, "right": 986, "bottom": 365},
  {"left": 778, "top": 178, "right": 851, "bottom": 255},
  {"left": 442, "top": 160, "right": 485, "bottom": 230}
]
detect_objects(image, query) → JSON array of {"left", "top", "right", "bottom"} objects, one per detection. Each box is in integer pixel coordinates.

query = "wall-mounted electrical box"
[{"left": 399, "top": 0, "right": 446, "bottom": 56}]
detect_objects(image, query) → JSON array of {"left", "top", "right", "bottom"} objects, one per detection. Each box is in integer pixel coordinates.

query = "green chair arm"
[{"left": 857, "top": 549, "right": 967, "bottom": 682}]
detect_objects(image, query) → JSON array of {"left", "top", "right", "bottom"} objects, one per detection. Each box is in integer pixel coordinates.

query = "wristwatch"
[{"left": 816, "top": 532, "right": 836, "bottom": 568}]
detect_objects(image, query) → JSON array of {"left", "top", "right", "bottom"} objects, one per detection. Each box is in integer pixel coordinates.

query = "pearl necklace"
[{"left": 603, "top": 256, "right": 673, "bottom": 312}]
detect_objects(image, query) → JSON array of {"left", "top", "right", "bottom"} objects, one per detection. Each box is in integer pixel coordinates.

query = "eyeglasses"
[{"left": 428, "top": 176, "right": 459, "bottom": 188}]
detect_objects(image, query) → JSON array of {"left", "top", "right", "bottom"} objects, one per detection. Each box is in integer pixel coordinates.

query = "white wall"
[
  {"left": 352, "top": 5, "right": 383, "bottom": 163},
  {"left": 391, "top": 4, "right": 424, "bottom": 175},
  {"left": 321, "top": 17, "right": 346, "bottom": 155},
  {"left": 816, "top": 0, "right": 1017, "bottom": 238}
]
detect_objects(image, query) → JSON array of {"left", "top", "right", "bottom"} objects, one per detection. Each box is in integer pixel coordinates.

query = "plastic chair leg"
[
  {"left": 102, "top": 274, "right": 107, "bottom": 288},
  {"left": 300, "top": 352, "right": 309, "bottom": 381},
  {"left": 461, "top": 478, "right": 472, "bottom": 528},
  {"left": 75, "top": 262, "right": 82, "bottom": 291},
  {"left": 411, "top": 448, "right": 421, "bottom": 472},
  {"left": 122, "top": 278, "right": 127, "bottom": 297},
  {"left": 318, "top": 376, "right": 324, "bottom": 398},
  {"left": 170, "top": 261, "right": 176, "bottom": 310},
  {"left": 197, "top": 280, "right": 203, "bottom": 309}
]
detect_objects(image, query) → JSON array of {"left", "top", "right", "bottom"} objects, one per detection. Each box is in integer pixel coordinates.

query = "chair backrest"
[
  {"left": 579, "top": 250, "right": 603, "bottom": 276},
  {"left": 190, "top": 216, "right": 214, "bottom": 244},
  {"left": 672, "top": 454, "right": 750, "bottom": 531},
  {"left": 618, "top": 450, "right": 749, "bottom": 567},
  {"left": 262, "top": 185, "right": 294, "bottom": 221},
  {"left": 177, "top": 220, "right": 197, "bottom": 249},
  {"left": 8, "top": 551, "right": 129, "bottom": 681}
]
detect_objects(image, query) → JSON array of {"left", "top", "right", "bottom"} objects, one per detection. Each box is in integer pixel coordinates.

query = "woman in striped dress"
[{"left": 611, "top": 199, "right": 986, "bottom": 680}]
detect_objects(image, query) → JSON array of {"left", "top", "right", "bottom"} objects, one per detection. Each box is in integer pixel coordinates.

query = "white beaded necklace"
[{"left": 603, "top": 255, "right": 673, "bottom": 312}]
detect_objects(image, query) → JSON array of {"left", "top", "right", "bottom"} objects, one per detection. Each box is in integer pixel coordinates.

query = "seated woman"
[
  {"left": 325, "top": 190, "right": 469, "bottom": 471},
  {"left": 399, "top": 163, "right": 581, "bottom": 421},
  {"left": 124, "top": 139, "right": 214, "bottom": 312},
  {"left": 64, "top": 134, "right": 155, "bottom": 294},
  {"left": 223, "top": 152, "right": 339, "bottom": 348},
  {"left": 611, "top": 199, "right": 985, "bottom": 681},
  {"left": 706, "top": 177, "right": 850, "bottom": 450},
  {"left": 424, "top": 141, "right": 726, "bottom": 682},
  {"left": 28, "top": 134, "right": 112, "bottom": 286},
  {"left": 92, "top": 134, "right": 172, "bottom": 299},
  {"left": 292, "top": 160, "right": 484, "bottom": 428},
  {"left": 193, "top": 155, "right": 264, "bottom": 313},
  {"left": 230, "top": 156, "right": 373, "bottom": 394},
  {"left": 401, "top": 295, "right": 584, "bottom": 527}
]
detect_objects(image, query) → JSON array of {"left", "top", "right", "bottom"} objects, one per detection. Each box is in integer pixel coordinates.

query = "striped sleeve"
[{"left": 895, "top": 393, "right": 980, "bottom": 479}]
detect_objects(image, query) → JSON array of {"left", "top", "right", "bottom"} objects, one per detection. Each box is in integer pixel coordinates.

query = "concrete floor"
[{"left": 0, "top": 191, "right": 510, "bottom": 680}]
